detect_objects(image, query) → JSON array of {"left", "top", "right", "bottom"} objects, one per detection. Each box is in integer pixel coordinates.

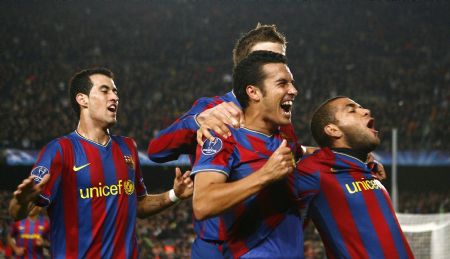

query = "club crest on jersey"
[
  {"left": 202, "top": 137, "right": 223, "bottom": 155},
  {"left": 124, "top": 155, "right": 135, "bottom": 170},
  {"left": 30, "top": 166, "right": 49, "bottom": 184}
]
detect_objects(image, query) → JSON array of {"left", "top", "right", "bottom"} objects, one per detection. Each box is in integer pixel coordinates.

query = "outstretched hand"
[
  {"left": 13, "top": 174, "right": 49, "bottom": 205},
  {"left": 173, "top": 167, "right": 194, "bottom": 199},
  {"left": 196, "top": 102, "right": 244, "bottom": 146}
]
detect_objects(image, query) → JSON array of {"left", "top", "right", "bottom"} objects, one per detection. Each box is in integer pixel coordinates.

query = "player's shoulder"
[
  {"left": 111, "top": 135, "right": 137, "bottom": 147},
  {"left": 297, "top": 148, "right": 332, "bottom": 169}
]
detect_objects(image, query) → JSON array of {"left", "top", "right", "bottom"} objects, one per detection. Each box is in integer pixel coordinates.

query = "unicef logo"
[
  {"left": 30, "top": 166, "right": 49, "bottom": 184},
  {"left": 201, "top": 137, "right": 223, "bottom": 155},
  {"left": 124, "top": 180, "right": 135, "bottom": 195}
]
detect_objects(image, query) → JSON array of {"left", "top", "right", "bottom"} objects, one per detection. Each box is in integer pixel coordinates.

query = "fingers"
[{"left": 175, "top": 167, "right": 182, "bottom": 180}]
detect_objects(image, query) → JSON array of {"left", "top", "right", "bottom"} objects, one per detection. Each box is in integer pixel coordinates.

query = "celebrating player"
[
  {"left": 7, "top": 206, "right": 50, "bottom": 258},
  {"left": 9, "top": 68, "right": 193, "bottom": 258},
  {"left": 148, "top": 24, "right": 308, "bottom": 259},
  {"left": 191, "top": 51, "right": 302, "bottom": 258},
  {"left": 295, "top": 96, "right": 414, "bottom": 258}
]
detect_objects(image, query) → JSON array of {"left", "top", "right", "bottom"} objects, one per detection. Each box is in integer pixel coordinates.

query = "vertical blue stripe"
[
  {"left": 69, "top": 136, "right": 93, "bottom": 259},
  {"left": 49, "top": 177, "right": 66, "bottom": 257},
  {"left": 114, "top": 136, "right": 136, "bottom": 259},
  {"left": 373, "top": 185, "right": 409, "bottom": 258},
  {"left": 99, "top": 141, "right": 118, "bottom": 259},
  {"left": 311, "top": 191, "right": 351, "bottom": 258},
  {"left": 334, "top": 156, "right": 384, "bottom": 259}
]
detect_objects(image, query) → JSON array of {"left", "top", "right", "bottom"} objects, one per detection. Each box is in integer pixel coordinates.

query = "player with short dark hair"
[
  {"left": 147, "top": 24, "right": 306, "bottom": 259},
  {"left": 295, "top": 96, "right": 414, "bottom": 258},
  {"left": 9, "top": 68, "right": 193, "bottom": 258},
  {"left": 191, "top": 51, "right": 302, "bottom": 258}
]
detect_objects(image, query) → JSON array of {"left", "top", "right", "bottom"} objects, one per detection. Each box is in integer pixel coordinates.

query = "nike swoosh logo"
[{"left": 73, "top": 163, "right": 90, "bottom": 172}]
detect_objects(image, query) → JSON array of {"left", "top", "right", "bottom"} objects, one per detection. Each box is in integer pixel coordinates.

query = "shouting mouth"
[{"left": 280, "top": 100, "right": 293, "bottom": 117}]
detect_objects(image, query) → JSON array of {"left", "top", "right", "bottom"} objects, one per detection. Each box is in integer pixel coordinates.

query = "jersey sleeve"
[
  {"left": 294, "top": 158, "right": 321, "bottom": 211},
  {"left": 31, "top": 139, "right": 64, "bottom": 207},
  {"left": 190, "top": 132, "right": 235, "bottom": 178},
  {"left": 147, "top": 97, "right": 219, "bottom": 163}
]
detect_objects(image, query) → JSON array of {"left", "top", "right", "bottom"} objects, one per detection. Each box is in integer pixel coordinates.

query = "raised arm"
[
  {"left": 192, "top": 140, "right": 294, "bottom": 220},
  {"left": 137, "top": 167, "right": 193, "bottom": 218},
  {"left": 147, "top": 95, "right": 244, "bottom": 163}
]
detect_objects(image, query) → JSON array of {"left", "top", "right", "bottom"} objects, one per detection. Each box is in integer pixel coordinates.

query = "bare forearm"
[
  {"left": 193, "top": 172, "right": 268, "bottom": 220},
  {"left": 137, "top": 192, "right": 176, "bottom": 218},
  {"left": 9, "top": 198, "right": 33, "bottom": 221}
]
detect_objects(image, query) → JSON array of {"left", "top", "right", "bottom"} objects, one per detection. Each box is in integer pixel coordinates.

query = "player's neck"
[
  {"left": 243, "top": 110, "right": 277, "bottom": 135},
  {"left": 76, "top": 122, "right": 110, "bottom": 146}
]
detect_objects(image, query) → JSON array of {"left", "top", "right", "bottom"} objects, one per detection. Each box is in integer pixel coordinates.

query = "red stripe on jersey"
[
  {"left": 321, "top": 173, "right": 369, "bottom": 259},
  {"left": 147, "top": 129, "right": 195, "bottom": 154},
  {"left": 59, "top": 138, "right": 79, "bottom": 258},
  {"left": 41, "top": 145, "right": 63, "bottom": 201},
  {"left": 32, "top": 219, "right": 40, "bottom": 259},
  {"left": 80, "top": 140, "right": 106, "bottom": 259},
  {"left": 111, "top": 141, "right": 129, "bottom": 258},
  {"left": 349, "top": 170, "right": 399, "bottom": 257}
]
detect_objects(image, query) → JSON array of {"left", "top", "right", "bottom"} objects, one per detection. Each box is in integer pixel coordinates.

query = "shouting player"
[
  {"left": 9, "top": 68, "right": 193, "bottom": 258},
  {"left": 191, "top": 51, "right": 302, "bottom": 258},
  {"left": 147, "top": 24, "right": 309, "bottom": 259},
  {"left": 295, "top": 96, "right": 414, "bottom": 258}
]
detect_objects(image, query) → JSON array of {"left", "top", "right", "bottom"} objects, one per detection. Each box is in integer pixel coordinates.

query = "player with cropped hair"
[
  {"left": 191, "top": 51, "right": 302, "bottom": 258},
  {"left": 294, "top": 96, "right": 414, "bottom": 258},
  {"left": 148, "top": 24, "right": 308, "bottom": 259},
  {"left": 9, "top": 68, "right": 193, "bottom": 258}
]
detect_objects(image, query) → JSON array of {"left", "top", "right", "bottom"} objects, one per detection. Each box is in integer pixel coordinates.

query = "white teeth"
[{"left": 282, "top": 101, "right": 293, "bottom": 106}]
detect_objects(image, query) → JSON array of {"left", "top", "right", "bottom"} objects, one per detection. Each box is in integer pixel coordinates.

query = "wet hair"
[
  {"left": 233, "top": 50, "right": 287, "bottom": 110},
  {"left": 69, "top": 68, "right": 114, "bottom": 117}
]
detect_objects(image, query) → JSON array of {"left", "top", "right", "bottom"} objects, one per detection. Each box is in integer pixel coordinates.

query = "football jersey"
[
  {"left": 191, "top": 127, "right": 303, "bottom": 259},
  {"left": 31, "top": 131, "right": 147, "bottom": 259},
  {"left": 295, "top": 148, "right": 414, "bottom": 259},
  {"left": 9, "top": 216, "right": 50, "bottom": 259},
  {"left": 147, "top": 91, "right": 303, "bottom": 163}
]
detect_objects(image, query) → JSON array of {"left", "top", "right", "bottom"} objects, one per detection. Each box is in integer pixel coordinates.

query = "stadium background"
[{"left": 0, "top": 1, "right": 449, "bottom": 258}]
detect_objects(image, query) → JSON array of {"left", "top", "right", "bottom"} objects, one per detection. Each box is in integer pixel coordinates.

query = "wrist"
[{"left": 169, "top": 189, "right": 180, "bottom": 203}]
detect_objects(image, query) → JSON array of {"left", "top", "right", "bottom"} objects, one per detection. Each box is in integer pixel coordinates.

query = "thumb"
[
  {"left": 279, "top": 139, "right": 287, "bottom": 148},
  {"left": 175, "top": 167, "right": 182, "bottom": 179},
  {"left": 37, "top": 174, "right": 50, "bottom": 190}
]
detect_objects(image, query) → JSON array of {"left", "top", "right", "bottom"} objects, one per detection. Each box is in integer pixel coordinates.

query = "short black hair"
[
  {"left": 233, "top": 50, "right": 287, "bottom": 110},
  {"left": 310, "top": 96, "right": 347, "bottom": 147},
  {"left": 69, "top": 68, "right": 114, "bottom": 117}
]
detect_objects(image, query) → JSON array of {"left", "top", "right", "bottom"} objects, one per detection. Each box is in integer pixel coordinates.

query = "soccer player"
[
  {"left": 147, "top": 24, "right": 309, "bottom": 164},
  {"left": 7, "top": 206, "right": 50, "bottom": 258},
  {"left": 191, "top": 51, "right": 302, "bottom": 258},
  {"left": 9, "top": 68, "right": 193, "bottom": 258},
  {"left": 148, "top": 24, "right": 310, "bottom": 259},
  {"left": 295, "top": 96, "right": 414, "bottom": 258}
]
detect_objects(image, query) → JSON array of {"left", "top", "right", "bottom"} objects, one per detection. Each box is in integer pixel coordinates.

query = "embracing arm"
[{"left": 9, "top": 175, "right": 49, "bottom": 221}]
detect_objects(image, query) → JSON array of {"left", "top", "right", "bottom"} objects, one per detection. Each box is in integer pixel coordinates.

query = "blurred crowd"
[
  {"left": 0, "top": 1, "right": 448, "bottom": 152},
  {"left": 0, "top": 189, "right": 448, "bottom": 258}
]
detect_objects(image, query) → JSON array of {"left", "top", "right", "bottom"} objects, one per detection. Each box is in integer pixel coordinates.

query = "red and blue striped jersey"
[
  {"left": 31, "top": 131, "right": 148, "bottom": 259},
  {"left": 9, "top": 216, "right": 50, "bottom": 259},
  {"left": 295, "top": 148, "right": 414, "bottom": 259},
  {"left": 147, "top": 91, "right": 303, "bottom": 163},
  {"left": 191, "top": 127, "right": 303, "bottom": 259}
]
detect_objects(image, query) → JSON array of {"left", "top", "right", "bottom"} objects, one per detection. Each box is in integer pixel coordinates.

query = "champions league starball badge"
[
  {"left": 30, "top": 166, "right": 49, "bottom": 184},
  {"left": 201, "top": 137, "right": 223, "bottom": 155}
]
